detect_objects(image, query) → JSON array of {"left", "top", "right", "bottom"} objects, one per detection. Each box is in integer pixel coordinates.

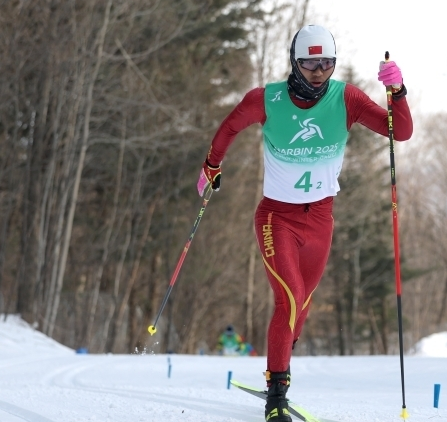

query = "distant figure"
[{"left": 217, "top": 325, "right": 243, "bottom": 356}]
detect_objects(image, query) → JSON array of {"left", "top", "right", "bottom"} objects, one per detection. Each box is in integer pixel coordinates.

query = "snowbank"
[
  {"left": 0, "top": 314, "right": 73, "bottom": 356},
  {"left": 410, "top": 331, "right": 447, "bottom": 357}
]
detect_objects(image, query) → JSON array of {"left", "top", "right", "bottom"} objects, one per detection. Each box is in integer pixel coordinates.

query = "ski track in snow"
[
  {"left": 38, "top": 356, "right": 256, "bottom": 421},
  {"left": 2, "top": 353, "right": 444, "bottom": 422},
  {"left": 1, "top": 316, "right": 447, "bottom": 422},
  {"left": 0, "top": 400, "right": 57, "bottom": 422},
  {"left": 1, "top": 352, "right": 264, "bottom": 422}
]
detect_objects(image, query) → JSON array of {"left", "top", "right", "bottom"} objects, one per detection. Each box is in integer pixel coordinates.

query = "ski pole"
[
  {"left": 384, "top": 51, "right": 408, "bottom": 420},
  {"left": 148, "top": 185, "right": 213, "bottom": 335}
]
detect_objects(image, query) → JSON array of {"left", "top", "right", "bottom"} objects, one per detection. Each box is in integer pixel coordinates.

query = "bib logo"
[
  {"left": 269, "top": 91, "right": 282, "bottom": 102},
  {"left": 289, "top": 118, "right": 324, "bottom": 143}
]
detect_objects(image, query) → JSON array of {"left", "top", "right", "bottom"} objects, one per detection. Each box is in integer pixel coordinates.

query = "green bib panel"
[
  {"left": 261, "top": 80, "right": 349, "bottom": 203},
  {"left": 263, "top": 80, "right": 348, "bottom": 163}
]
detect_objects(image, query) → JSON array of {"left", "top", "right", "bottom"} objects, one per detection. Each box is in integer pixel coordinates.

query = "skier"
[
  {"left": 216, "top": 325, "right": 243, "bottom": 356},
  {"left": 196, "top": 25, "right": 413, "bottom": 422}
]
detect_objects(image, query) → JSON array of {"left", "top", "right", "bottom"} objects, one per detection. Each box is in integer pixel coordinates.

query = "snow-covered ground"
[{"left": 0, "top": 315, "right": 446, "bottom": 422}]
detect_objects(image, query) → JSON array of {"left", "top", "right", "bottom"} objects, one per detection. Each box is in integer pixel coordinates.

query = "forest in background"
[{"left": 0, "top": 0, "right": 446, "bottom": 357}]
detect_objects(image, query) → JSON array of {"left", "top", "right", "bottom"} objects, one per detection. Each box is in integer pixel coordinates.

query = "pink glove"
[
  {"left": 197, "top": 159, "right": 221, "bottom": 197},
  {"left": 378, "top": 61, "right": 402, "bottom": 88}
]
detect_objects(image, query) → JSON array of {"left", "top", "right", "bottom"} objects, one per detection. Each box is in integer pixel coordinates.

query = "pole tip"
[
  {"left": 400, "top": 406, "right": 409, "bottom": 420},
  {"left": 385, "top": 51, "right": 390, "bottom": 60},
  {"left": 148, "top": 325, "right": 157, "bottom": 335}
]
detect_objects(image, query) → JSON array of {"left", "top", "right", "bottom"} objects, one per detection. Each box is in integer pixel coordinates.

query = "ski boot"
[{"left": 264, "top": 369, "right": 292, "bottom": 422}]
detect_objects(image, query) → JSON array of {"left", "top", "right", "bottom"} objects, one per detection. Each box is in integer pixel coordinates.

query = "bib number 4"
[{"left": 294, "top": 171, "right": 321, "bottom": 192}]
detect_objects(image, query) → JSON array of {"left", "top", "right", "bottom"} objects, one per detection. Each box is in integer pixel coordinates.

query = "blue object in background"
[
  {"left": 227, "top": 370, "right": 232, "bottom": 389},
  {"left": 76, "top": 347, "right": 88, "bottom": 354},
  {"left": 434, "top": 383, "right": 441, "bottom": 408},
  {"left": 168, "top": 357, "right": 172, "bottom": 378}
]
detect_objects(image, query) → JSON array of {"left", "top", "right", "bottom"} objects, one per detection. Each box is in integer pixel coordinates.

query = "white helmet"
[{"left": 292, "top": 25, "right": 336, "bottom": 60}]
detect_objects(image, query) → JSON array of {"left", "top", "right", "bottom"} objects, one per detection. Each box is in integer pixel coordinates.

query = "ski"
[{"left": 231, "top": 380, "right": 339, "bottom": 422}]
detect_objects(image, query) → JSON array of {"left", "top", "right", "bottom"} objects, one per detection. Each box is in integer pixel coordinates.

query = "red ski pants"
[{"left": 254, "top": 196, "right": 334, "bottom": 373}]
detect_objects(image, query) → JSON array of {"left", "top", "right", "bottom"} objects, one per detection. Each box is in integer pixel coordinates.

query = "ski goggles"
[{"left": 298, "top": 58, "right": 336, "bottom": 71}]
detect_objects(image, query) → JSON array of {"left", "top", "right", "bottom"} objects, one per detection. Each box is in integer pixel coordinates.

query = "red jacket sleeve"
[
  {"left": 345, "top": 83, "right": 413, "bottom": 141},
  {"left": 207, "top": 88, "right": 265, "bottom": 166}
]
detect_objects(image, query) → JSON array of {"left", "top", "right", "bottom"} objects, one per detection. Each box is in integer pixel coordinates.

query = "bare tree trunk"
[
  {"left": 0, "top": 192, "right": 14, "bottom": 315},
  {"left": 0, "top": 121, "right": 20, "bottom": 314},
  {"left": 149, "top": 251, "right": 163, "bottom": 324},
  {"left": 35, "top": 60, "right": 85, "bottom": 324},
  {"left": 40, "top": 78, "right": 70, "bottom": 333},
  {"left": 179, "top": 281, "right": 215, "bottom": 354},
  {"left": 368, "top": 305, "right": 385, "bottom": 354},
  {"left": 437, "top": 272, "right": 447, "bottom": 324},
  {"left": 16, "top": 86, "right": 34, "bottom": 320},
  {"left": 43, "top": 72, "right": 84, "bottom": 335},
  {"left": 46, "top": 0, "right": 113, "bottom": 338},
  {"left": 105, "top": 158, "right": 146, "bottom": 353},
  {"left": 128, "top": 287, "right": 138, "bottom": 352},
  {"left": 348, "top": 225, "right": 364, "bottom": 355},
  {"left": 129, "top": 250, "right": 163, "bottom": 351},
  {"left": 43, "top": 146, "right": 74, "bottom": 335},
  {"left": 86, "top": 112, "right": 126, "bottom": 347},
  {"left": 380, "top": 296, "right": 389, "bottom": 354},
  {"left": 96, "top": 116, "right": 127, "bottom": 352},
  {"left": 32, "top": 9, "right": 59, "bottom": 324},
  {"left": 104, "top": 215, "right": 132, "bottom": 353},
  {"left": 113, "top": 199, "right": 156, "bottom": 352},
  {"left": 335, "top": 289, "right": 346, "bottom": 356}
]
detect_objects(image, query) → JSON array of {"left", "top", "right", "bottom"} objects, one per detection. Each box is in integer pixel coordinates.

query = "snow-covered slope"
[
  {"left": 0, "top": 315, "right": 446, "bottom": 422},
  {"left": 0, "top": 314, "right": 72, "bottom": 357}
]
